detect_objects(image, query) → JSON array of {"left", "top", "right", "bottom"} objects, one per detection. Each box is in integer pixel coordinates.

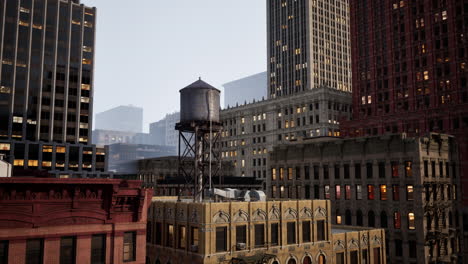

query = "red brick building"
[
  {"left": 342, "top": 0, "right": 468, "bottom": 237},
  {"left": 0, "top": 178, "right": 152, "bottom": 264}
]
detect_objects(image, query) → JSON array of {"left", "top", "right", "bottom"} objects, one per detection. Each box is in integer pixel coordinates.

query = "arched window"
[
  {"left": 303, "top": 256, "right": 312, "bottom": 264},
  {"left": 345, "top": 210, "right": 352, "bottom": 225},
  {"left": 368, "top": 210, "right": 375, "bottom": 227},
  {"left": 357, "top": 210, "right": 363, "bottom": 226},
  {"left": 380, "top": 211, "right": 388, "bottom": 228},
  {"left": 288, "top": 259, "right": 297, "bottom": 264},
  {"left": 272, "top": 261, "right": 279, "bottom": 264},
  {"left": 318, "top": 254, "right": 326, "bottom": 264}
]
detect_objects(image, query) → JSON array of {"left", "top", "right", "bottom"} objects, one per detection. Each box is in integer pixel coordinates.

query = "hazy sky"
[{"left": 81, "top": 0, "right": 267, "bottom": 132}]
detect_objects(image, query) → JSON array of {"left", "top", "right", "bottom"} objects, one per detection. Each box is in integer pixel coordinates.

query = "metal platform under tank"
[{"left": 175, "top": 120, "right": 222, "bottom": 133}]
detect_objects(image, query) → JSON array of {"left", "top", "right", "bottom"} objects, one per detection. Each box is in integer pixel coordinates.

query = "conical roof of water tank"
[{"left": 179, "top": 78, "right": 221, "bottom": 124}]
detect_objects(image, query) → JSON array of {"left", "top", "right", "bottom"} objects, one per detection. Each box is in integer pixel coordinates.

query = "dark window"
[
  {"left": 366, "top": 163, "right": 373, "bottom": 179},
  {"left": 313, "top": 165, "right": 319, "bottom": 179},
  {"left": 314, "top": 185, "right": 320, "bottom": 199},
  {"left": 323, "top": 165, "right": 329, "bottom": 179},
  {"left": 354, "top": 163, "right": 361, "bottom": 179},
  {"left": 155, "top": 223, "right": 162, "bottom": 245},
  {"left": 334, "top": 165, "right": 340, "bottom": 179},
  {"left": 409, "top": 240, "right": 417, "bottom": 258},
  {"left": 350, "top": 251, "right": 358, "bottom": 264},
  {"left": 357, "top": 210, "right": 363, "bottom": 226},
  {"left": 394, "top": 212, "right": 401, "bottom": 229},
  {"left": 302, "top": 221, "right": 311, "bottom": 243},
  {"left": 344, "top": 164, "right": 350, "bottom": 179},
  {"left": 254, "top": 224, "right": 265, "bottom": 248},
  {"left": 236, "top": 225, "right": 247, "bottom": 246},
  {"left": 393, "top": 185, "right": 400, "bottom": 200},
  {"left": 373, "top": 248, "right": 381, "bottom": 264},
  {"left": 0, "top": 241, "right": 8, "bottom": 264},
  {"left": 216, "top": 227, "right": 227, "bottom": 252},
  {"left": 362, "top": 249, "right": 368, "bottom": 264},
  {"left": 287, "top": 222, "right": 296, "bottom": 244},
  {"left": 378, "top": 162, "right": 385, "bottom": 178},
  {"left": 317, "top": 220, "right": 326, "bottom": 241},
  {"left": 91, "top": 234, "right": 106, "bottom": 264},
  {"left": 368, "top": 211, "right": 375, "bottom": 227},
  {"left": 391, "top": 162, "right": 399, "bottom": 177},
  {"left": 123, "top": 232, "right": 136, "bottom": 262},
  {"left": 395, "top": 239, "right": 403, "bottom": 256},
  {"left": 271, "top": 223, "right": 279, "bottom": 246},
  {"left": 26, "top": 239, "right": 43, "bottom": 264},
  {"left": 336, "top": 252, "right": 345, "bottom": 264},
  {"left": 424, "top": 161, "right": 429, "bottom": 177},
  {"left": 304, "top": 166, "right": 310, "bottom": 180},
  {"left": 166, "top": 224, "right": 174, "bottom": 247},
  {"left": 60, "top": 237, "right": 76, "bottom": 264},
  {"left": 380, "top": 211, "right": 388, "bottom": 228},
  {"left": 191, "top": 227, "right": 199, "bottom": 251}
]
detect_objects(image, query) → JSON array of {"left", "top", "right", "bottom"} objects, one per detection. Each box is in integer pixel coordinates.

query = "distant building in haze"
[
  {"left": 0, "top": 0, "right": 107, "bottom": 177},
  {"left": 223, "top": 72, "right": 267, "bottom": 108},
  {"left": 93, "top": 129, "right": 153, "bottom": 146},
  {"left": 95, "top": 105, "right": 143, "bottom": 133},
  {"left": 149, "top": 112, "right": 180, "bottom": 147}
]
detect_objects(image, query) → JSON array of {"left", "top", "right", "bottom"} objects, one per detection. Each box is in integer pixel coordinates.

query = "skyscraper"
[
  {"left": 342, "top": 0, "right": 468, "bottom": 259},
  {"left": 267, "top": 0, "right": 352, "bottom": 99},
  {"left": 0, "top": 0, "right": 106, "bottom": 177}
]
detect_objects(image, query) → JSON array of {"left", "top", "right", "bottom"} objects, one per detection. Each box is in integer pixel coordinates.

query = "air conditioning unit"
[
  {"left": 236, "top": 243, "right": 246, "bottom": 250},
  {"left": 191, "top": 245, "right": 198, "bottom": 252}
]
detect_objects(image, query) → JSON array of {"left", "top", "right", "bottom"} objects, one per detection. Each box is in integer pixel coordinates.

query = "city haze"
[{"left": 81, "top": 0, "right": 267, "bottom": 131}]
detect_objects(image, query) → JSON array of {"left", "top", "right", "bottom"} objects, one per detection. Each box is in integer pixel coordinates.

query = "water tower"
[{"left": 176, "top": 78, "right": 223, "bottom": 202}]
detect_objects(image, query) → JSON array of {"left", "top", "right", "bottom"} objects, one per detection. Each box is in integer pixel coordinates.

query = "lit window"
[
  {"left": 0, "top": 143, "right": 10, "bottom": 151},
  {"left": 32, "top": 24, "right": 43, "bottom": 30},
  {"left": 72, "top": 20, "right": 81, "bottom": 25},
  {"left": 407, "top": 185, "right": 414, "bottom": 200},
  {"left": 20, "top": 7, "right": 30, "bottom": 13},
  {"left": 14, "top": 160, "right": 24, "bottom": 166},
  {"left": 442, "top": 10, "right": 447, "bottom": 20},
  {"left": 296, "top": 107, "right": 301, "bottom": 114},
  {"left": 83, "top": 46, "right": 92, "bottom": 52},
  {"left": 253, "top": 116, "right": 257, "bottom": 121},
  {"left": 81, "top": 84, "right": 91, "bottom": 90},
  {"left": 0, "top": 86, "right": 11, "bottom": 94},
  {"left": 84, "top": 21, "right": 93, "bottom": 28},
  {"left": 241, "top": 160, "right": 245, "bottom": 168},
  {"left": 81, "top": 97, "right": 90, "bottom": 103},
  {"left": 272, "top": 168, "right": 277, "bottom": 180},
  {"left": 82, "top": 58, "right": 92, "bottom": 65},
  {"left": 19, "top": 21, "right": 29, "bottom": 27},
  {"left": 335, "top": 185, "right": 341, "bottom": 199},
  {"left": 324, "top": 185, "right": 330, "bottom": 199},
  {"left": 56, "top": 146, "right": 66, "bottom": 153},
  {"left": 288, "top": 167, "right": 293, "bottom": 180},
  {"left": 285, "top": 120, "right": 289, "bottom": 128},
  {"left": 423, "top": 71, "right": 429, "bottom": 80},
  {"left": 336, "top": 215, "right": 342, "bottom": 225},
  {"left": 262, "top": 113, "right": 266, "bottom": 120},
  {"left": 367, "top": 185, "right": 375, "bottom": 200},
  {"left": 241, "top": 117, "right": 245, "bottom": 124},
  {"left": 408, "top": 213, "right": 415, "bottom": 230},
  {"left": 13, "top": 116, "right": 23, "bottom": 123},
  {"left": 380, "top": 185, "right": 387, "bottom": 200},
  {"left": 42, "top": 161, "right": 52, "bottom": 167},
  {"left": 405, "top": 161, "right": 412, "bottom": 177},
  {"left": 28, "top": 160, "right": 38, "bottom": 167}
]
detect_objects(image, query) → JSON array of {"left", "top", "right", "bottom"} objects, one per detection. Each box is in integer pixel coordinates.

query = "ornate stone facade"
[{"left": 147, "top": 199, "right": 386, "bottom": 264}]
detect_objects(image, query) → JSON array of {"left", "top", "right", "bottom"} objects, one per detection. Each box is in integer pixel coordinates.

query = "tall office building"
[
  {"left": 341, "top": 0, "right": 468, "bottom": 255},
  {"left": 0, "top": 0, "right": 106, "bottom": 177},
  {"left": 267, "top": 0, "right": 351, "bottom": 98},
  {"left": 95, "top": 105, "right": 143, "bottom": 133}
]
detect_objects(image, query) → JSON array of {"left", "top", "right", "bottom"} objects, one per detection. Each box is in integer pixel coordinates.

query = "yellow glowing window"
[
  {"left": 14, "top": 160, "right": 24, "bottom": 166},
  {"left": 82, "top": 58, "right": 92, "bottom": 65},
  {"left": 290, "top": 120, "right": 295, "bottom": 128},
  {"left": 56, "top": 146, "right": 66, "bottom": 153},
  {"left": 241, "top": 117, "right": 245, "bottom": 124},
  {"left": 263, "top": 148, "right": 267, "bottom": 154},
  {"left": 380, "top": 185, "right": 387, "bottom": 200},
  {"left": 0, "top": 86, "right": 11, "bottom": 94},
  {"left": 56, "top": 163, "right": 65, "bottom": 168},
  {"left": 262, "top": 113, "right": 266, "bottom": 120},
  {"left": 83, "top": 151, "right": 93, "bottom": 155},
  {"left": 408, "top": 213, "right": 415, "bottom": 230},
  {"left": 69, "top": 164, "right": 79, "bottom": 168},
  {"left": 20, "top": 7, "right": 30, "bottom": 13},
  {"left": 28, "top": 160, "right": 38, "bottom": 167},
  {"left": 43, "top": 146, "right": 53, "bottom": 152},
  {"left": 336, "top": 215, "right": 342, "bottom": 225},
  {"left": 81, "top": 84, "right": 91, "bottom": 90},
  {"left": 19, "top": 21, "right": 29, "bottom": 27},
  {"left": 2, "top": 60, "right": 13, "bottom": 65},
  {"left": 60, "top": 174, "right": 70, "bottom": 178},
  {"left": 285, "top": 121, "right": 289, "bottom": 128},
  {"left": 272, "top": 168, "right": 277, "bottom": 180},
  {"left": 84, "top": 21, "right": 93, "bottom": 28},
  {"left": 72, "top": 20, "right": 81, "bottom": 25},
  {"left": 296, "top": 107, "right": 301, "bottom": 114},
  {"left": 0, "top": 143, "right": 10, "bottom": 150},
  {"left": 241, "top": 139, "right": 245, "bottom": 146},
  {"left": 442, "top": 10, "right": 447, "bottom": 20},
  {"left": 279, "top": 168, "right": 284, "bottom": 180},
  {"left": 42, "top": 161, "right": 52, "bottom": 167},
  {"left": 13, "top": 116, "right": 23, "bottom": 123},
  {"left": 83, "top": 46, "right": 93, "bottom": 53},
  {"left": 83, "top": 164, "right": 92, "bottom": 169},
  {"left": 32, "top": 24, "right": 43, "bottom": 30},
  {"left": 241, "top": 160, "right": 245, "bottom": 168},
  {"left": 96, "top": 149, "right": 106, "bottom": 155},
  {"left": 423, "top": 71, "right": 429, "bottom": 80}
]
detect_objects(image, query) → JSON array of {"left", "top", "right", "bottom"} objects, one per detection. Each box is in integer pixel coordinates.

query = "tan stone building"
[
  {"left": 147, "top": 198, "right": 386, "bottom": 264},
  {"left": 219, "top": 86, "right": 351, "bottom": 180},
  {"left": 269, "top": 133, "right": 462, "bottom": 264}
]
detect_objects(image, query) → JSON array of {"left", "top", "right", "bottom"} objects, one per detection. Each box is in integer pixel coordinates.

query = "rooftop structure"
[
  {"left": 147, "top": 198, "right": 386, "bottom": 264},
  {"left": 0, "top": 177, "right": 152, "bottom": 264}
]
